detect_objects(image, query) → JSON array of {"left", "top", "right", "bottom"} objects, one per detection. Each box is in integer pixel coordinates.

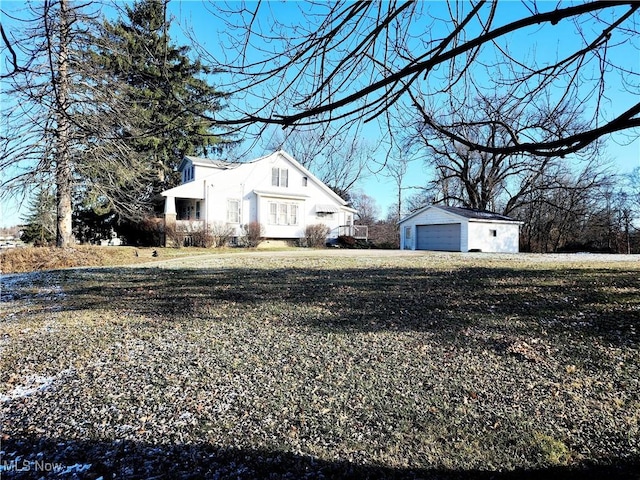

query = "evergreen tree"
[
  {"left": 1, "top": 0, "right": 156, "bottom": 246},
  {"left": 21, "top": 189, "right": 56, "bottom": 246},
  {"left": 95, "top": 0, "right": 228, "bottom": 199}
]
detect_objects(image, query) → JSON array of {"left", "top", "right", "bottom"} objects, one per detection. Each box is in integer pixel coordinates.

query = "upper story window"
[
  {"left": 302, "top": 176, "right": 308, "bottom": 187},
  {"left": 272, "top": 167, "right": 289, "bottom": 187},
  {"left": 183, "top": 165, "right": 195, "bottom": 183}
]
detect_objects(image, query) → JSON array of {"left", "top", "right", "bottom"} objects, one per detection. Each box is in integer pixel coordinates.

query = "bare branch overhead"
[{"left": 195, "top": 0, "right": 639, "bottom": 157}]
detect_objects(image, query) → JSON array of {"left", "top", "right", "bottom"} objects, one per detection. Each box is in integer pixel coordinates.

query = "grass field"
[{"left": 1, "top": 250, "right": 639, "bottom": 478}]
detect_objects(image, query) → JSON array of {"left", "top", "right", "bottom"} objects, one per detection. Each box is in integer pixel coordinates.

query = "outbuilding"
[{"left": 399, "top": 205, "right": 522, "bottom": 253}]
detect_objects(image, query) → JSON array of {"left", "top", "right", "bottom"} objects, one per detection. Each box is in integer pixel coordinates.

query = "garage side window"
[{"left": 405, "top": 227, "right": 412, "bottom": 239}]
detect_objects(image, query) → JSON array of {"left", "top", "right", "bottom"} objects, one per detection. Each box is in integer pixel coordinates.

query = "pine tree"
[
  {"left": 21, "top": 190, "right": 56, "bottom": 246},
  {"left": 95, "top": 0, "right": 228, "bottom": 198},
  {"left": 1, "top": 0, "right": 158, "bottom": 246}
]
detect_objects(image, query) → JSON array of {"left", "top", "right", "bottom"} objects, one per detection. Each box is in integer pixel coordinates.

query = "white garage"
[{"left": 399, "top": 205, "right": 522, "bottom": 253}]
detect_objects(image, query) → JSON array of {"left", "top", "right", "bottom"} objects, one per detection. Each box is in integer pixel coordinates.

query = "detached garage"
[{"left": 399, "top": 205, "right": 523, "bottom": 253}]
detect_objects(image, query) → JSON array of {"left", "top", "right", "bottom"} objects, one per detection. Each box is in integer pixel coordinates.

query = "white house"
[
  {"left": 160, "top": 150, "right": 358, "bottom": 245},
  {"left": 399, "top": 205, "right": 522, "bottom": 253}
]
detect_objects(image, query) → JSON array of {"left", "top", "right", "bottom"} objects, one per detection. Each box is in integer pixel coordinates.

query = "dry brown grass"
[{"left": 0, "top": 245, "right": 219, "bottom": 273}]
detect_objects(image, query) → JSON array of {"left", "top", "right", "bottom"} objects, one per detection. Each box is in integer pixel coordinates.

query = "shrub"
[
  {"left": 337, "top": 235, "right": 356, "bottom": 248},
  {"left": 117, "top": 216, "right": 165, "bottom": 247},
  {"left": 209, "top": 222, "right": 235, "bottom": 248},
  {"left": 304, "top": 224, "right": 330, "bottom": 248},
  {"left": 191, "top": 228, "right": 215, "bottom": 248},
  {"left": 240, "top": 222, "right": 265, "bottom": 248},
  {"left": 163, "top": 222, "right": 182, "bottom": 248}
]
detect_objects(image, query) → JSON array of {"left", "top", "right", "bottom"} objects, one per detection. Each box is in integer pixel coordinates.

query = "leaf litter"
[{"left": 0, "top": 251, "right": 638, "bottom": 478}]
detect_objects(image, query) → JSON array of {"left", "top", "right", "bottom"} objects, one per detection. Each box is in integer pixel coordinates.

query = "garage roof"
[
  {"left": 436, "top": 206, "right": 519, "bottom": 222},
  {"left": 399, "top": 204, "right": 521, "bottom": 224}
]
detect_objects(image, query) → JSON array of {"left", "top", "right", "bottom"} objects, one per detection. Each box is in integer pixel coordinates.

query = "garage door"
[{"left": 416, "top": 224, "right": 461, "bottom": 251}]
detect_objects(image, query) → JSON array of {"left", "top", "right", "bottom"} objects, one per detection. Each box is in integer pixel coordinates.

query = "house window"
[
  {"left": 302, "top": 176, "right": 308, "bottom": 187},
  {"left": 489, "top": 229, "right": 497, "bottom": 237},
  {"left": 195, "top": 201, "right": 201, "bottom": 220},
  {"left": 184, "top": 165, "right": 194, "bottom": 183},
  {"left": 278, "top": 204, "right": 288, "bottom": 224},
  {"left": 268, "top": 202, "right": 299, "bottom": 225},
  {"left": 272, "top": 167, "right": 289, "bottom": 187},
  {"left": 179, "top": 204, "right": 194, "bottom": 220},
  {"left": 405, "top": 227, "right": 412, "bottom": 239},
  {"left": 227, "top": 199, "right": 241, "bottom": 223}
]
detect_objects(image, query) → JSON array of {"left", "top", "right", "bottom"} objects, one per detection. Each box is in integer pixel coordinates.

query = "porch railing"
[{"left": 335, "top": 225, "right": 368, "bottom": 240}]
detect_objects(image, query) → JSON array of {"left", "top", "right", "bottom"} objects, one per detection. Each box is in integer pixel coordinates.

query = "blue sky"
[{"left": 1, "top": 0, "right": 638, "bottom": 227}]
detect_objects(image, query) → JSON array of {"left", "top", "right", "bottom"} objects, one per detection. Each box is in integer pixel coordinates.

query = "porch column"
[{"left": 163, "top": 196, "right": 177, "bottom": 247}]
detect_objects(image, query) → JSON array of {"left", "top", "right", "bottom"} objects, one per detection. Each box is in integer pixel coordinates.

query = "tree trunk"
[{"left": 55, "top": 0, "right": 73, "bottom": 247}]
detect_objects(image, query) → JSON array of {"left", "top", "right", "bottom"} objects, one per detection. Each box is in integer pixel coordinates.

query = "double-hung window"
[
  {"left": 271, "top": 167, "right": 289, "bottom": 187},
  {"left": 268, "top": 202, "right": 299, "bottom": 225},
  {"left": 227, "top": 199, "right": 241, "bottom": 223}
]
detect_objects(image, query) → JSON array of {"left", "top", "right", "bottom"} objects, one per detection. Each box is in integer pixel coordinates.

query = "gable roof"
[
  {"left": 268, "top": 150, "right": 353, "bottom": 208},
  {"left": 179, "top": 156, "right": 236, "bottom": 171},
  {"left": 399, "top": 204, "right": 521, "bottom": 224},
  {"left": 167, "top": 150, "right": 356, "bottom": 212}
]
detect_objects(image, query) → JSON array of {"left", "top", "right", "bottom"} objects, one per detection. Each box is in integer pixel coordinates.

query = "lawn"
[{"left": 1, "top": 251, "right": 638, "bottom": 479}]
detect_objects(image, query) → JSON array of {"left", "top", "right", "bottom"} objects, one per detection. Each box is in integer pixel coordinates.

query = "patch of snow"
[
  {"left": 57, "top": 463, "right": 92, "bottom": 475},
  {"left": 1, "top": 270, "right": 66, "bottom": 314},
  {"left": 0, "top": 368, "right": 74, "bottom": 403},
  {"left": 0, "top": 375, "right": 55, "bottom": 402}
]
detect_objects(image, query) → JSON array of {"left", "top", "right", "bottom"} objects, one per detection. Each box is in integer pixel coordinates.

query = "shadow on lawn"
[
  {"left": 1, "top": 436, "right": 638, "bottom": 480},
  {"left": 3, "top": 265, "right": 639, "bottom": 347}
]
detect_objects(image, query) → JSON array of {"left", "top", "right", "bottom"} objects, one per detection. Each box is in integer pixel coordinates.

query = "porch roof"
[{"left": 161, "top": 181, "right": 204, "bottom": 199}]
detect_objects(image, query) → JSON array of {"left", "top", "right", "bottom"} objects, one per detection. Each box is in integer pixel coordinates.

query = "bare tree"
[
  {"left": 1, "top": 0, "right": 226, "bottom": 246},
  {"left": 349, "top": 191, "right": 379, "bottom": 225},
  {"left": 0, "top": 0, "right": 77, "bottom": 246},
  {"left": 0, "top": 0, "right": 149, "bottom": 246},
  {"left": 407, "top": 94, "right": 610, "bottom": 216},
  {"left": 384, "top": 155, "right": 408, "bottom": 222},
  {"left": 193, "top": 1, "right": 638, "bottom": 158},
  {"left": 513, "top": 162, "right": 614, "bottom": 252},
  {"left": 268, "top": 126, "right": 371, "bottom": 200}
]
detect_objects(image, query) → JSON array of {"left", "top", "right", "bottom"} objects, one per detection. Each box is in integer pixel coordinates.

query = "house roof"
[
  {"left": 399, "top": 204, "right": 521, "bottom": 224},
  {"left": 179, "top": 156, "right": 236, "bottom": 171},
  {"left": 164, "top": 150, "right": 356, "bottom": 212}
]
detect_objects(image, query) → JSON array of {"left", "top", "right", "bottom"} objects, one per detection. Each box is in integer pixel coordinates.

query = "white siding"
[
  {"left": 399, "top": 205, "right": 520, "bottom": 253},
  {"left": 399, "top": 207, "right": 467, "bottom": 251},
  {"left": 467, "top": 221, "right": 520, "bottom": 253},
  {"left": 166, "top": 151, "right": 354, "bottom": 241}
]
